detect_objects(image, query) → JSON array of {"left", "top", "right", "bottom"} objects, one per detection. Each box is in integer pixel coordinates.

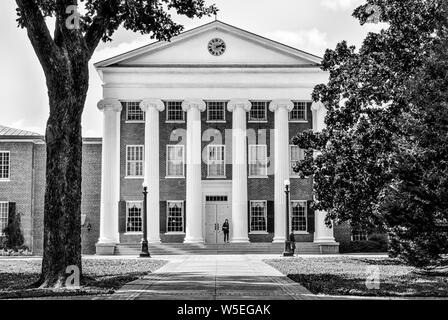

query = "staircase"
[{"left": 114, "top": 242, "right": 325, "bottom": 255}]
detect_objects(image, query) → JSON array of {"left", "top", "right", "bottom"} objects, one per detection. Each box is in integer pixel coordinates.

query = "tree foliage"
[{"left": 292, "top": 0, "right": 448, "bottom": 267}]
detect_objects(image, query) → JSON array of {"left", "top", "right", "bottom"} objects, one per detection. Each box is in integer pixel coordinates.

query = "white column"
[
  {"left": 140, "top": 99, "right": 165, "bottom": 243},
  {"left": 311, "top": 101, "right": 336, "bottom": 243},
  {"left": 182, "top": 99, "right": 206, "bottom": 243},
  {"left": 228, "top": 99, "right": 251, "bottom": 243},
  {"left": 96, "top": 99, "right": 122, "bottom": 254},
  {"left": 269, "top": 100, "right": 294, "bottom": 243}
]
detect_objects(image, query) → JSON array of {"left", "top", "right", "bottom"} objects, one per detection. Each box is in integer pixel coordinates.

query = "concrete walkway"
[{"left": 103, "top": 255, "right": 317, "bottom": 300}]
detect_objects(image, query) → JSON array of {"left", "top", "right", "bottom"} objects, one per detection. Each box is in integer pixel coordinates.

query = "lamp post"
[
  {"left": 283, "top": 179, "right": 293, "bottom": 257},
  {"left": 140, "top": 181, "right": 151, "bottom": 258}
]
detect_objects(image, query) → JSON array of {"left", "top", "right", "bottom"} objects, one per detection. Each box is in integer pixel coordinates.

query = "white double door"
[{"left": 205, "top": 198, "right": 231, "bottom": 244}]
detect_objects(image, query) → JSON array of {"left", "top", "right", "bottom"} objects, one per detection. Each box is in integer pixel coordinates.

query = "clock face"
[{"left": 208, "top": 38, "right": 226, "bottom": 56}]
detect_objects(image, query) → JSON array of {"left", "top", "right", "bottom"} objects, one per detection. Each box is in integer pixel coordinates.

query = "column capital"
[
  {"left": 182, "top": 99, "right": 206, "bottom": 112},
  {"left": 311, "top": 101, "right": 325, "bottom": 112},
  {"left": 140, "top": 99, "right": 165, "bottom": 112},
  {"left": 269, "top": 100, "right": 294, "bottom": 112},
  {"left": 97, "top": 99, "right": 122, "bottom": 112},
  {"left": 227, "top": 99, "right": 251, "bottom": 112}
]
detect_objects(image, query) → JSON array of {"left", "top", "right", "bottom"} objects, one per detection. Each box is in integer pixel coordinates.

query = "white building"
[{"left": 93, "top": 20, "right": 340, "bottom": 255}]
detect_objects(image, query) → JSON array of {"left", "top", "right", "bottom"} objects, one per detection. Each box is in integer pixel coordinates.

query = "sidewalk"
[{"left": 99, "top": 255, "right": 319, "bottom": 300}]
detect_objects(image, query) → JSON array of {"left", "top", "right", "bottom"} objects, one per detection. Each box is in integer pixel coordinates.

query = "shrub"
[
  {"left": 340, "top": 239, "right": 388, "bottom": 253},
  {"left": 2, "top": 204, "right": 24, "bottom": 250}
]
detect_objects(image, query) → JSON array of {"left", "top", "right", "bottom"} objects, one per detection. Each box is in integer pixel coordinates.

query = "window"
[
  {"left": 290, "top": 101, "right": 308, "bottom": 122},
  {"left": 207, "top": 145, "right": 225, "bottom": 178},
  {"left": 250, "top": 201, "right": 267, "bottom": 233},
  {"left": 167, "top": 201, "right": 184, "bottom": 233},
  {"left": 249, "top": 101, "right": 268, "bottom": 122},
  {"left": 290, "top": 145, "right": 304, "bottom": 177},
  {"left": 0, "top": 202, "right": 8, "bottom": 236},
  {"left": 290, "top": 201, "right": 307, "bottom": 232},
  {"left": 166, "top": 145, "right": 185, "bottom": 177},
  {"left": 248, "top": 145, "right": 268, "bottom": 177},
  {"left": 206, "top": 196, "right": 228, "bottom": 202},
  {"left": 207, "top": 101, "right": 226, "bottom": 122},
  {"left": 126, "top": 146, "right": 144, "bottom": 177},
  {"left": 166, "top": 101, "right": 185, "bottom": 122},
  {"left": 126, "top": 201, "right": 142, "bottom": 233},
  {"left": 0, "top": 151, "right": 10, "bottom": 180},
  {"left": 351, "top": 230, "right": 368, "bottom": 241},
  {"left": 125, "top": 101, "right": 144, "bottom": 122}
]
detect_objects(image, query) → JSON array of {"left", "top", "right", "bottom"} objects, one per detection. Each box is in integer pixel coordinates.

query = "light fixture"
[{"left": 284, "top": 179, "right": 290, "bottom": 187}]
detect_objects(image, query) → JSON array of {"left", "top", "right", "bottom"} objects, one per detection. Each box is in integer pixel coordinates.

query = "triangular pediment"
[{"left": 95, "top": 21, "right": 322, "bottom": 68}]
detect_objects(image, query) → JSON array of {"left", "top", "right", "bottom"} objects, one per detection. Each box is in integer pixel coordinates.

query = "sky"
[{"left": 0, "top": 0, "right": 384, "bottom": 137}]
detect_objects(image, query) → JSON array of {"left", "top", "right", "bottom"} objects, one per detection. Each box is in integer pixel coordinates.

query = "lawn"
[
  {"left": 0, "top": 257, "right": 167, "bottom": 299},
  {"left": 265, "top": 256, "right": 448, "bottom": 297}
]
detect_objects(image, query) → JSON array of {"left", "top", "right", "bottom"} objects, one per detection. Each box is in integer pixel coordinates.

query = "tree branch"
[
  {"left": 83, "top": 0, "right": 121, "bottom": 60},
  {"left": 15, "top": 0, "right": 61, "bottom": 72},
  {"left": 84, "top": 15, "right": 108, "bottom": 60}
]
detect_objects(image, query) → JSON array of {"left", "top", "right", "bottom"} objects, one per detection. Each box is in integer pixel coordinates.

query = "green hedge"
[{"left": 340, "top": 239, "right": 388, "bottom": 253}]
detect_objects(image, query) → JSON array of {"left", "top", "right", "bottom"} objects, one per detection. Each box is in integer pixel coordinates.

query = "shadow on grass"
[
  {"left": 0, "top": 272, "right": 147, "bottom": 299},
  {"left": 352, "top": 258, "right": 403, "bottom": 266},
  {"left": 84, "top": 272, "right": 147, "bottom": 290},
  {"left": 287, "top": 273, "right": 448, "bottom": 297}
]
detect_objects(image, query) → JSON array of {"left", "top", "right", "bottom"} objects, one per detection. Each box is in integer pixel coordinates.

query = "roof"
[
  {"left": 0, "top": 125, "right": 101, "bottom": 143},
  {"left": 95, "top": 20, "right": 323, "bottom": 68},
  {"left": 0, "top": 125, "right": 44, "bottom": 140}
]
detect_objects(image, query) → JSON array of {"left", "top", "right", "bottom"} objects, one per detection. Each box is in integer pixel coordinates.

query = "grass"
[
  {"left": 0, "top": 257, "right": 167, "bottom": 299},
  {"left": 264, "top": 256, "right": 448, "bottom": 297}
]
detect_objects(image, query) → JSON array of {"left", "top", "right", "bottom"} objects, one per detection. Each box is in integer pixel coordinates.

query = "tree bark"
[
  {"left": 16, "top": 0, "right": 98, "bottom": 288},
  {"left": 38, "top": 63, "right": 89, "bottom": 288}
]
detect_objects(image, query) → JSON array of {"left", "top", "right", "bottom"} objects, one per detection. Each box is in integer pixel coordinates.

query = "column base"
[
  {"left": 184, "top": 237, "right": 204, "bottom": 244},
  {"left": 316, "top": 242, "right": 340, "bottom": 254},
  {"left": 230, "top": 237, "right": 249, "bottom": 243},
  {"left": 314, "top": 237, "right": 337, "bottom": 243},
  {"left": 147, "top": 238, "right": 161, "bottom": 244},
  {"left": 95, "top": 242, "right": 116, "bottom": 255},
  {"left": 272, "top": 237, "right": 286, "bottom": 243}
]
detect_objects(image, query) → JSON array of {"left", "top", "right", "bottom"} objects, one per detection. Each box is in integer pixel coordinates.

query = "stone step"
[{"left": 114, "top": 242, "right": 323, "bottom": 255}]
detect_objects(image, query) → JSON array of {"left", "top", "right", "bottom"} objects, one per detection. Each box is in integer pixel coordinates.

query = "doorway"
[{"left": 205, "top": 195, "right": 231, "bottom": 244}]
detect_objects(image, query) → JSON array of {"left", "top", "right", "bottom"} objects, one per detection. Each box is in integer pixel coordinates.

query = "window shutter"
[
  {"left": 160, "top": 202, "right": 167, "bottom": 233},
  {"left": 307, "top": 201, "right": 314, "bottom": 233},
  {"left": 247, "top": 201, "right": 251, "bottom": 233},
  {"left": 267, "top": 201, "right": 275, "bottom": 233},
  {"left": 119, "top": 201, "right": 127, "bottom": 233},
  {"left": 8, "top": 202, "right": 16, "bottom": 225}
]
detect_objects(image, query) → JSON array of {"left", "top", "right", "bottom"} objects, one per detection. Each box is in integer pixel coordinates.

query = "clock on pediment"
[{"left": 207, "top": 38, "right": 226, "bottom": 56}]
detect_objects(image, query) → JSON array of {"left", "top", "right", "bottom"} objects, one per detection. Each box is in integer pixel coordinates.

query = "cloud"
[
  {"left": 320, "top": 0, "right": 365, "bottom": 11},
  {"left": 265, "top": 29, "right": 329, "bottom": 56},
  {"left": 92, "top": 38, "right": 154, "bottom": 65},
  {"left": 361, "top": 22, "right": 389, "bottom": 33}
]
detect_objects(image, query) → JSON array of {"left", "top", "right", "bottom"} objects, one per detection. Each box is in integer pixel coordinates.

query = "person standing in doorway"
[
  {"left": 289, "top": 232, "right": 296, "bottom": 255},
  {"left": 222, "top": 219, "right": 230, "bottom": 243}
]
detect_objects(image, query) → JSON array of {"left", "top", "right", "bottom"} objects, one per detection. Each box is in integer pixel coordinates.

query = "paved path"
[{"left": 103, "top": 255, "right": 317, "bottom": 300}]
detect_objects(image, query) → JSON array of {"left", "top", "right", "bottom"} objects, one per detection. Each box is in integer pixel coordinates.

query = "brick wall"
[
  {"left": 117, "top": 101, "right": 332, "bottom": 243},
  {"left": 80, "top": 143, "right": 102, "bottom": 254},
  {"left": 334, "top": 221, "right": 351, "bottom": 246},
  {"left": 14, "top": 140, "right": 102, "bottom": 256},
  {"left": 0, "top": 141, "right": 37, "bottom": 249},
  {"left": 31, "top": 143, "right": 46, "bottom": 254}
]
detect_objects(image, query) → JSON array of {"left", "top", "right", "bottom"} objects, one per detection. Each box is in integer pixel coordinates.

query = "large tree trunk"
[{"left": 38, "top": 63, "right": 89, "bottom": 288}]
